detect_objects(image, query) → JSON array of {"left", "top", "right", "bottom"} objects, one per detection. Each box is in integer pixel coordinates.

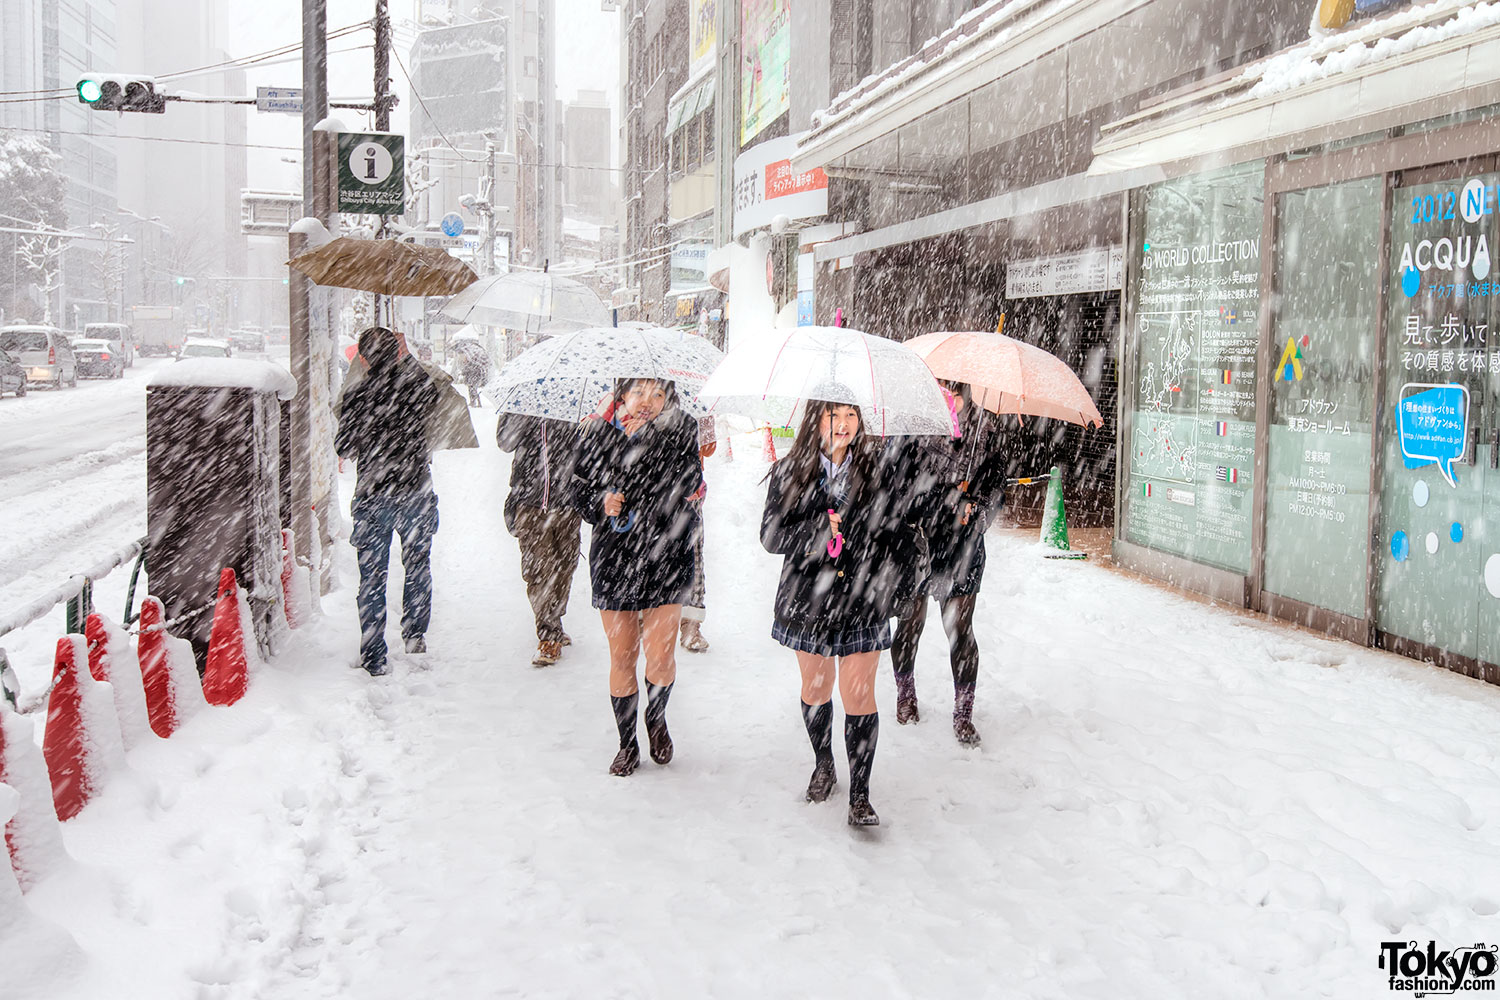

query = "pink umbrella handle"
[
  {"left": 828, "top": 534, "right": 843, "bottom": 558},
  {"left": 834, "top": 308, "right": 843, "bottom": 328},
  {"left": 940, "top": 385, "right": 962, "bottom": 439}
]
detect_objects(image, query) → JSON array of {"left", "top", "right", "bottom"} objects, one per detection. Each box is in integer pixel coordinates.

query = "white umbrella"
[
  {"left": 440, "top": 270, "right": 611, "bottom": 331},
  {"left": 486, "top": 326, "right": 725, "bottom": 421},
  {"left": 697, "top": 325, "right": 953, "bottom": 436}
]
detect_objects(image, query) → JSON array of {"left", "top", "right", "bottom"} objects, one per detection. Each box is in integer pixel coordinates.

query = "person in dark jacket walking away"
[
  {"left": 761, "top": 399, "right": 912, "bottom": 827},
  {"left": 334, "top": 326, "right": 442, "bottom": 676},
  {"left": 498, "top": 412, "right": 583, "bottom": 666},
  {"left": 574, "top": 378, "right": 702, "bottom": 776},
  {"left": 890, "top": 381, "right": 1007, "bottom": 744}
]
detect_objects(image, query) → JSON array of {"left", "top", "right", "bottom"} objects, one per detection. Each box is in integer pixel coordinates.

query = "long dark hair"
[{"left": 767, "top": 399, "right": 878, "bottom": 503}]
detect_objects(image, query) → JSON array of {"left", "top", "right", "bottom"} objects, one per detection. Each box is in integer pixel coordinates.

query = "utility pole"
[
  {"left": 481, "top": 138, "right": 497, "bottom": 277},
  {"left": 288, "top": 0, "right": 331, "bottom": 594}
]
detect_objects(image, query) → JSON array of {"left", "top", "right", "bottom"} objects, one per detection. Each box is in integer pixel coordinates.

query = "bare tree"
[{"left": 17, "top": 224, "right": 68, "bottom": 324}]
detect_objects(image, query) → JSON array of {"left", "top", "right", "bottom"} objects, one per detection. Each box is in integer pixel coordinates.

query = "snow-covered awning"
[
  {"left": 668, "top": 74, "right": 715, "bottom": 136},
  {"left": 1089, "top": 0, "right": 1500, "bottom": 175},
  {"left": 791, "top": 0, "right": 1155, "bottom": 174}
]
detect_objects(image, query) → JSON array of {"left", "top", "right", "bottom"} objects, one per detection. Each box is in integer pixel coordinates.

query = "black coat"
[
  {"left": 334, "top": 357, "right": 440, "bottom": 498},
  {"left": 760, "top": 449, "right": 916, "bottom": 635},
  {"left": 889, "top": 410, "right": 1007, "bottom": 599},
  {"left": 496, "top": 412, "right": 580, "bottom": 529},
  {"left": 572, "top": 408, "right": 701, "bottom": 611}
]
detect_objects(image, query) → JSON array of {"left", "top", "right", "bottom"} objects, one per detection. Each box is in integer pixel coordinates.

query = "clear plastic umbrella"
[
  {"left": 440, "top": 270, "right": 611, "bottom": 332},
  {"left": 696, "top": 325, "right": 953, "bottom": 436},
  {"left": 486, "top": 326, "right": 725, "bottom": 420}
]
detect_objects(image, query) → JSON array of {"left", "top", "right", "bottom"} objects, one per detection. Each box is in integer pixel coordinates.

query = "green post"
[
  {"left": 0, "top": 649, "right": 17, "bottom": 710},
  {"left": 65, "top": 578, "right": 93, "bottom": 635},
  {"left": 1040, "top": 466, "right": 1070, "bottom": 551}
]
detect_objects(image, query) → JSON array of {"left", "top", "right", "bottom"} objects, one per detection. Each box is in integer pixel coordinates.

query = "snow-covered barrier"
[
  {"left": 0, "top": 700, "right": 71, "bottom": 889},
  {"left": 137, "top": 596, "right": 208, "bottom": 739},
  {"left": 84, "top": 612, "right": 154, "bottom": 751},
  {"left": 203, "top": 567, "right": 264, "bottom": 707}
]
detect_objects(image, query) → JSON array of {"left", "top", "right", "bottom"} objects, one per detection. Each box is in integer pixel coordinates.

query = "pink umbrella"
[{"left": 905, "top": 330, "right": 1104, "bottom": 428}]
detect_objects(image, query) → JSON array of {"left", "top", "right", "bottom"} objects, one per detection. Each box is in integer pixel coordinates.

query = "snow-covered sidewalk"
[{"left": 8, "top": 413, "right": 1500, "bottom": 1000}]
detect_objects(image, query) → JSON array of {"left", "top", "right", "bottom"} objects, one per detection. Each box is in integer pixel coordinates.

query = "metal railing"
[{"left": 0, "top": 535, "right": 147, "bottom": 710}]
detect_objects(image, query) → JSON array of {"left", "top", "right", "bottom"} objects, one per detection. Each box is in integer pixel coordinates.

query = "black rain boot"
[
  {"left": 895, "top": 670, "right": 919, "bottom": 725},
  {"left": 645, "top": 681, "right": 674, "bottom": 765},
  {"left": 953, "top": 682, "right": 981, "bottom": 746},
  {"left": 845, "top": 712, "right": 880, "bottom": 826},
  {"left": 801, "top": 700, "right": 837, "bottom": 802},
  {"left": 609, "top": 693, "right": 640, "bottom": 776}
]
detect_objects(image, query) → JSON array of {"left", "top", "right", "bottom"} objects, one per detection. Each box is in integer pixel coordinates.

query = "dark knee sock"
[
  {"left": 645, "top": 682, "right": 672, "bottom": 730},
  {"left": 801, "top": 700, "right": 834, "bottom": 764},
  {"left": 611, "top": 693, "right": 638, "bottom": 748},
  {"left": 954, "top": 682, "right": 976, "bottom": 723},
  {"left": 844, "top": 712, "right": 879, "bottom": 801}
]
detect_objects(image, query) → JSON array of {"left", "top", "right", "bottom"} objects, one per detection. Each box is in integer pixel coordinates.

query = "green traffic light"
[
  {"left": 175, "top": 276, "right": 186, "bottom": 286},
  {"left": 78, "top": 79, "right": 103, "bottom": 103}
]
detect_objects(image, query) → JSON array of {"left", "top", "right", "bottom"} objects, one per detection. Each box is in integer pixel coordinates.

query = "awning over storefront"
[
  {"left": 791, "top": 0, "right": 1156, "bottom": 174},
  {"left": 667, "top": 74, "right": 716, "bottom": 136},
  {"left": 1090, "top": 1, "right": 1500, "bottom": 175}
]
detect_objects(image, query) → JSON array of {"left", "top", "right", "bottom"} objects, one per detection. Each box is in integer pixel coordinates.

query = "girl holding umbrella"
[
  {"left": 760, "top": 396, "right": 913, "bottom": 827},
  {"left": 575, "top": 378, "right": 703, "bottom": 776}
]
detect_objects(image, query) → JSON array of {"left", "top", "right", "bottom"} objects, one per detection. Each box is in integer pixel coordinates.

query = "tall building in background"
[
  {"left": 563, "top": 90, "right": 616, "bottom": 225},
  {"left": 0, "top": 0, "right": 121, "bottom": 325},
  {"left": 407, "top": 0, "right": 556, "bottom": 272}
]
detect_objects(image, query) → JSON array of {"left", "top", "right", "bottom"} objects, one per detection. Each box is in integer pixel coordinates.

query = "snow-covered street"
[{"left": 7, "top": 408, "right": 1500, "bottom": 1000}]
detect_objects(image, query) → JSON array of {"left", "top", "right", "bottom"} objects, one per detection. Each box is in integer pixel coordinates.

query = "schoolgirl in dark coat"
[
  {"left": 760, "top": 399, "right": 914, "bottom": 827},
  {"left": 889, "top": 381, "right": 1007, "bottom": 745},
  {"left": 574, "top": 378, "right": 703, "bottom": 777}
]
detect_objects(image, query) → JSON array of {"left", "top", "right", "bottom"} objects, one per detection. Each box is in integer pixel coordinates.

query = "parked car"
[
  {"left": 0, "top": 349, "right": 26, "bottom": 397},
  {"left": 175, "top": 337, "right": 233, "bottom": 361},
  {"left": 0, "top": 326, "right": 76, "bottom": 388},
  {"left": 83, "top": 322, "right": 135, "bottom": 368},
  {"left": 72, "top": 338, "right": 127, "bottom": 379}
]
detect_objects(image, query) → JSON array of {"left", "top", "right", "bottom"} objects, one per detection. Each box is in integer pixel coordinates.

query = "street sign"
[
  {"left": 240, "top": 190, "right": 302, "bottom": 235},
  {"left": 256, "top": 87, "right": 303, "bottom": 114},
  {"left": 411, "top": 233, "right": 465, "bottom": 248},
  {"left": 440, "top": 212, "right": 465, "bottom": 237},
  {"left": 336, "top": 132, "right": 406, "bottom": 215}
]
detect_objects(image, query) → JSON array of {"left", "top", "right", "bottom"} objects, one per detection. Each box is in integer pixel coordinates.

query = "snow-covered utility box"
[{"left": 146, "top": 361, "right": 296, "bottom": 669}]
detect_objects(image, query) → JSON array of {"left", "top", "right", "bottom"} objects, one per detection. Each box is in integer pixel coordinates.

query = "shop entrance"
[{"left": 1374, "top": 164, "right": 1500, "bottom": 674}]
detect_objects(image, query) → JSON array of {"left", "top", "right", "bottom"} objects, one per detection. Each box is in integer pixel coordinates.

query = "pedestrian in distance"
[
  {"left": 760, "top": 397, "right": 914, "bottom": 827},
  {"left": 497, "top": 411, "right": 583, "bottom": 667},
  {"left": 334, "top": 326, "right": 443, "bottom": 677},
  {"left": 888, "top": 380, "right": 1006, "bottom": 745},
  {"left": 680, "top": 415, "right": 717, "bottom": 653},
  {"left": 574, "top": 378, "right": 703, "bottom": 776}
]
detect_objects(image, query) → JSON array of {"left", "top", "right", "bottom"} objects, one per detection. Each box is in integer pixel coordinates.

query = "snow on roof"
[
  {"left": 806, "top": 0, "right": 1063, "bottom": 135},
  {"left": 149, "top": 359, "right": 297, "bottom": 400},
  {"left": 1244, "top": 0, "right": 1498, "bottom": 100}
]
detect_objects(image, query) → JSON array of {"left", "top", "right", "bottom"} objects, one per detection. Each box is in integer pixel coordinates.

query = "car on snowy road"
[
  {"left": 71, "top": 338, "right": 127, "bottom": 379},
  {"left": 0, "top": 326, "right": 76, "bottom": 389},
  {"left": 83, "top": 322, "right": 134, "bottom": 368},
  {"left": 0, "top": 349, "right": 26, "bottom": 397},
  {"left": 174, "top": 337, "right": 233, "bottom": 361}
]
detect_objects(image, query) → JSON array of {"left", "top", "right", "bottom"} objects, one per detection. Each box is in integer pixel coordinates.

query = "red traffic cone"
[
  {"left": 723, "top": 433, "right": 734, "bottom": 463},
  {"left": 762, "top": 427, "right": 778, "bottom": 463},
  {"left": 1, "top": 701, "right": 71, "bottom": 889},
  {"left": 86, "top": 613, "right": 153, "bottom": 750},
  {"left": 43, "top": 637, "right": 96, "bottom": 821},
  {"left": 138, "top": 597, "right": 178, "bottom": 738},
  {"left": 203, "top": 568, "right": 249, "bottom": 707}
]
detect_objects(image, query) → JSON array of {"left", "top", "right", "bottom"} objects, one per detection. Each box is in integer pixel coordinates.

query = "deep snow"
[{"left": 5, "top": 405, "right": 1500, "bottom": 999}]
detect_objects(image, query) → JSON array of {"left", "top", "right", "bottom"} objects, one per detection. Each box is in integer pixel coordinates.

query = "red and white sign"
[{"left": 734, "top": 133, "right": 829, "bottom": 238}]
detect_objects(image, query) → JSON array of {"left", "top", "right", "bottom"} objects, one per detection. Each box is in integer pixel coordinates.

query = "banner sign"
[
  {"left": 690, "top": 0, "right": 716, "bottom": 78},
  {"left": 733, "top": 134, "right": 828, "bottom": 238},
  {"left": 740, "top": 0, "right": 790, "bottom": 145},
  {"left": 337, "top": 132, "right": 406, "bottom": 215}
]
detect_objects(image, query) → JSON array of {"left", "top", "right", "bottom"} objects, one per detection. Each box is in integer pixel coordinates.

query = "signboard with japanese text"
[
  {"left": 1006, "top": 247, "right": 1124, "bottom": 299},
  {"left": 337, "top": 132, "right": 406, "bottom": 215},
  {"left": 1123, "top": 161, "right": 1263, "bottom": 573},
  {"left": 740, "top": 0, "right": 789, "bottom": 145},
  {"left": 690, "top": 0, "right": 716, "bottom": 78},
  {"left": 732, "top": 133, "right": 828, "bottom": 238},
  {"left": 1374, "top": 169, "right": 1500, "bottom": 661}
]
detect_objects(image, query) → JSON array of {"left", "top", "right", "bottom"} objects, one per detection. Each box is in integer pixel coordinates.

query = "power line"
[
  {"left": 0, "top": 124, "right": 299, "bottom": 152},
  {"left": 389, "top": 45, "right": 481, "bottom": 163}
]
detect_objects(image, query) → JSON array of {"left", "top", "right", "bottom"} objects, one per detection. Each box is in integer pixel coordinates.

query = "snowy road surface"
[{"left": 7, "top": 408, "right": 1500, "bottom": 999}]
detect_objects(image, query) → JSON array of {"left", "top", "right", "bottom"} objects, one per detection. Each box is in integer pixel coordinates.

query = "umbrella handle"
[
  {"left": 607, "top": 487, "right": 635, "bottom": 533},
  {"left": 826, "top": 508, "right": 844, "bottom": 557}
]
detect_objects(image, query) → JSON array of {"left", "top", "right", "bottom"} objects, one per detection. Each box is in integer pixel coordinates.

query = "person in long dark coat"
[
  {"left": 760, "top": 399, "right": 914, "bottom": 827},
  {"left": 573, "top": 378, "right": 702, "bottom": 776},
  {"left": 889, "top": 381, "right": 1007, "bottom": 745},
  {"left": 334, "top": 326, "right": 442, "bottom": 677},
  {"left": 497, "top": 412, "right": 582, "bottom": 666}
]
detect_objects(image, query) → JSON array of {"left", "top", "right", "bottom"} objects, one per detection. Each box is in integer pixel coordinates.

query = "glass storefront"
[
  {"left": 1122, "top": 161, "right": 1263, "bottom": 572},
  {"left": 1262, "top": 178, "right": 1382, "bottom": 619},
  {"left": 1375, "top": 168, "right": 1500, "bottom": 665}
]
